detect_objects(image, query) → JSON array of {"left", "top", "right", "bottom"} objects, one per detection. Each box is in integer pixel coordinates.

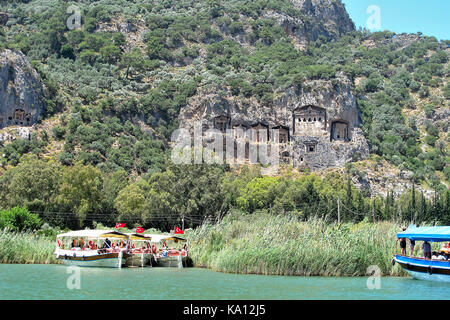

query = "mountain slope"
[{"left": 0, "top": 0, "right": 448, "bottom": 196}]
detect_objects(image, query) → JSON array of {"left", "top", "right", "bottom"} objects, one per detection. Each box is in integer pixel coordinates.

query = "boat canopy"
[
  {"left": 147, "top": 234, "right": 187, "bottom": 243},
  {"left": 397, "top": 226, "right": 450, "bottom": 242},
  {"left": 125, "top": 233, "right": 152, "bottom": 241},
  {"left": 56, "top": 230, "right": 128, "bottom": 239}
]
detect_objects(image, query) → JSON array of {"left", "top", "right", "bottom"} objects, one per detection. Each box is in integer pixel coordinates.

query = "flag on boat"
[
  {"left": 136, "top": 227, "right": 144, "bottom": 233},
  {"left": 174, "top": 226, "right": 184, "bottom": 234},
  {"left": 115, "top": 223, "right": 126, "bottom": 229}
]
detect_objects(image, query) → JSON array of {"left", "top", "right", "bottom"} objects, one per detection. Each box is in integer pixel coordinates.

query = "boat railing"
[{"left": 396, "top": 253, "right": 450, "bottom": 262}]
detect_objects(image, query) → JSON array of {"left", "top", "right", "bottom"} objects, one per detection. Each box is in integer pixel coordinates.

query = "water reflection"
[{"left": 1, "top": 265, "right": 450, "bottom": 300}]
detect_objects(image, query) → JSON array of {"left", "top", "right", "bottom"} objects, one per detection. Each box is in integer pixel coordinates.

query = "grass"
[
  {"left": 0, "top": 229, "right": 59, "bottom": 264},
  {"left": 186, "top": 212, "right": 407, "bottom": 276},
  {"left": 0, "top": 225, "right": 167, "bottom": 265},
  {"left": 0, "top": 215, "right": 417, "bottom": 277}
]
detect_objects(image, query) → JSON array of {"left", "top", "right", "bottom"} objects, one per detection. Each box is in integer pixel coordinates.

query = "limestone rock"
[
  {"left": 433, "top": 107, "right": 450, "bottom": 133},
  {"left": 265, "top": 0, "right": 355, "bottom": 44},
  {"left": 0, "top": 49, "right": 47, "bottom": 129},
  {"left": 178, "top": 75, "right": 370, "bottom": 171}
]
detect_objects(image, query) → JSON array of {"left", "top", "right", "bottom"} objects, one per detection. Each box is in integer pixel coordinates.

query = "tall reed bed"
[
  {"left": 187, "top": 212, "right": 406, "bottom": 276},
  {"left": 0, "top": 229, "right": 59, "bottom": 264}
]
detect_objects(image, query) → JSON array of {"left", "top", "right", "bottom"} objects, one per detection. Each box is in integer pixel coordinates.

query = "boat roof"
[
  {"left": 56, "top": 230, "right": 128, "bottom": 239},
  {"left": 125, "top": 233, "right": 152, "bottom": 241},
  {"left": 397, "top": 226, "right": 450, "bottom": 242},
  {"left": 146, "top": 234, "right": 187, "bottom": 243}
]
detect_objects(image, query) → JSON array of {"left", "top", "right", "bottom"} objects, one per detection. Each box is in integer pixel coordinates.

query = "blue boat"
[{"left": 393, "top": 226, "right": 450, "bottom": 282}]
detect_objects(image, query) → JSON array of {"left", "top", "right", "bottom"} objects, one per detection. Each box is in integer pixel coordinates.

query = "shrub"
[{"left": 0, "top": 207, "right": 41, "bottom": 232}]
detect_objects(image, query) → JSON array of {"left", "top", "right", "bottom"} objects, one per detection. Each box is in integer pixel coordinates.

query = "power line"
[
  {"left": 338, "top": 198, "right": 367, "bottom": 217},
  {"left": 28, "top": 210, "right": 213, "bottom": 224}
]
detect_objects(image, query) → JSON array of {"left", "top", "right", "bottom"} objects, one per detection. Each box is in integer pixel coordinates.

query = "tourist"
[
  {"left": 422, "top": 241, "right": 432, "bottom": 259},
  {"left": 410, "top": 239, "right": 415, "bottom": 256},
  {"left": 79, "top": 237, "right": 85, "bottom": 249},
  {"left": 431, "top": 252, "right": 445, "bottom": 260},
  {"left": 71, "top": 238, "right": 78, "bottom": 249},
  {"left": 437, "top": 252, "right": 447, "bottom": 260},
  {"left": 397, "top": 228, "right": 407, "bottom": 255},
  {"left": 104, "top": 238, "right": 111, "bottom": 249}
]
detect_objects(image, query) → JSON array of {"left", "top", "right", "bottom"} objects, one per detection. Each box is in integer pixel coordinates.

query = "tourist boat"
[
  {"left": 54, "top": 230, "right": 131, "bottom": 268},
  {"left": 124, "top": 233, "right": 153, "bottom": 267},
  {"left": 148, "top": 234, "right": 189, "bottom": 267},
  {"left": 393, "top": 226, "right": 450, "bottom": 282}
]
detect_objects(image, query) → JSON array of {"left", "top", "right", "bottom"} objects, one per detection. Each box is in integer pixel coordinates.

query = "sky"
[{"left": 341, "top": 0, "right": 449, "bottom": 41}]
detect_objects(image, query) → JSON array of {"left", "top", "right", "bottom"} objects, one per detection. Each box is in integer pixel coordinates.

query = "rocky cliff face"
[
  {"left": 178, "top": 73, "right": 369, "bottom": 170},
  {"left": 266, "top": 0, "right": 355, "bottom": 44},
  {"left": 0, "top": 49, "right": 46, "bottom": 129}
]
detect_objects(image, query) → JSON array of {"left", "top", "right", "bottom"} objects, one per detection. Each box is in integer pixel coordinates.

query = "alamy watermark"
[
  {"left": 366, "top": 5, "right": 381, "bottom": 31},
  {"left": 366, "top": 265, "right": 381, "bottom": 290},
  {"left": 170, "top": 122, "right": 281, "bottom": 173},
  {"left": 66, "top": 266, "right": 81, "bottom": 290},
  {"left": 66, "top": 5, "right": 82, "bottom": 30}
]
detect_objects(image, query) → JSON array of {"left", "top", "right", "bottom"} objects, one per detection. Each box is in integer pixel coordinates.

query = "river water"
[{"left": 1, "top": 264, "right": 450, "bottom": 299}]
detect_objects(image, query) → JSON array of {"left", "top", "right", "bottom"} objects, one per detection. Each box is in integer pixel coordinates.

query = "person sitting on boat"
[
  {"left": 112, "top": 242, "right": 120, "bottom": 253},
  {"left": 422, "top": 241, "right": 432, "bottom": 259},
  {"left": 71, "top": 238, "right": 78, "bottom": 249},
  {"left": 79, "top": 237, "right": 85, "bottom": 249},
  {"left": 432, "top": 252, "right": 446, "bottom": 260},
  {"left": 103, "top": 238, "right": 111, "bottom": 249}
]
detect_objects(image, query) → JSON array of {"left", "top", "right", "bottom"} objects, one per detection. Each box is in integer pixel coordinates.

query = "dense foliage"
[
  {"left": 0, "top": 0, "right": 448, "bottom": 231},
  {"left": 0, "top": 157, "right": 448, "bottom": 230},
  {"left": 187, "top": 212, "right": 405, "bottom": 276},
  {"left": 0, "top": 207, "right": 41, "bottom": 232}
]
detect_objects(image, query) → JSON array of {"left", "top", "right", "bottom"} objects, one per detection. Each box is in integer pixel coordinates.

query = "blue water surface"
[{"left": 1, "top": 265, "right": 449, "bottom": 300}]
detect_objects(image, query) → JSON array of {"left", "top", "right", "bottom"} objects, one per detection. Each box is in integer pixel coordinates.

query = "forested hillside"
[{"left": 0, "top": 0, "right": 448, "bottom": 230}]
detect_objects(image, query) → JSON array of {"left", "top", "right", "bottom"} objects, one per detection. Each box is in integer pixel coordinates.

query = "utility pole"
[
  {"left": 337, "top": 196, "right": 340, "bottom": 224},
  {"left": 182, "top": 215, "right": 185, "bottom": 231},
  {"left": 372, "top": 198, "right": 375, "bottom": 223}
]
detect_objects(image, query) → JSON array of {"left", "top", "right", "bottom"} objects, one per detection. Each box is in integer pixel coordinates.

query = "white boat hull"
[
  {"left": 405, "top": 269, "right": 450, "bottom": 283},
  {"left": 55, "top": 250, "right": 129, "bottom": 268},
  {"left": 60, "top": 257, "right": 123, "bottom": 268}
]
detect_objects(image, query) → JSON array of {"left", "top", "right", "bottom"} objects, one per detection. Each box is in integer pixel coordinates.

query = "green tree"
[
  {"left": 57, "top": 162, "right": 103, "bottom": 228},
  {"left": 0, "top": 156, "right": 61, "bottom": 212},
  {"left": 0, "top": 207, "right": 41, "bottom": 232},
  {"left": 114, "top": 182, "right": 148, "bottom": 225}
]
